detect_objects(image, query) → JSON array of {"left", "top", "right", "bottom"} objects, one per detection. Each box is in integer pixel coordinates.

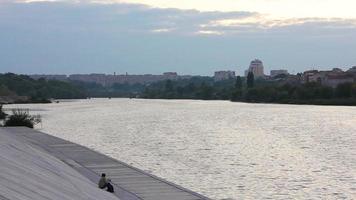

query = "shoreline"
[{"left": 4, "top": 97, "right": 356, "bottom": 107}]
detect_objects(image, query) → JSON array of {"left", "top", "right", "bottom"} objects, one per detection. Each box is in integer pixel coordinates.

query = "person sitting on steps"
[
  {"left": 106, "top": 179, "right": 114, "bottom": 193},
  {"left": 98, "top": 173, "right": 107, "bottom": 189}
]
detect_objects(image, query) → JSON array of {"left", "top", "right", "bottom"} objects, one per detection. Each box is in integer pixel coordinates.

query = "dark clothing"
[
  {"left": 98, "top": 177, "right": 107, "bottom": 189},
  {"left": 106, "top": 183, "right": 114, "bottom": 193}
]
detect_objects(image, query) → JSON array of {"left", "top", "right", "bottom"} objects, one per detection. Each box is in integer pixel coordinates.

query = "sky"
[{"left": 0, "top": 0, "right": 356, "bottom": 75}]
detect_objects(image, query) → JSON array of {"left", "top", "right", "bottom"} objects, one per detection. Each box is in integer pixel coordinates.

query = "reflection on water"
[{"left": 6, "top": 99, "right": 356, "bottom": 199}]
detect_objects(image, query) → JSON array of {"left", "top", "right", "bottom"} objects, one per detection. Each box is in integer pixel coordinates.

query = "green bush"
[
  {"left": 0, "top": 105, "right": 6, "bottom": 120},
  {"left": 4, "top": 109, "right": 41, "bottom": 128}
]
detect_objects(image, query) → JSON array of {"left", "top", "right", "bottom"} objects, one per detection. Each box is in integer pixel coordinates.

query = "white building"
[
  {"left": 214, "top": 71, "right": 236, "bottom": 81},
  {"left": 245, "top": 59, "right": 265, "bottom": 78}
]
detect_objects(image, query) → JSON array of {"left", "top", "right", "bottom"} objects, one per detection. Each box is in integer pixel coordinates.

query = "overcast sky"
[{"left": 1, "top": 0, "right": 356, "bottom": 75}]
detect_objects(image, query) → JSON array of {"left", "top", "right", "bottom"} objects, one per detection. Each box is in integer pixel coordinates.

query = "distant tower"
[
  {"left": 245, "top": 59, "right": 265, "bottom": 78},
  {"left": 114, "top": 72, "right": 116, "bottom": 76}
]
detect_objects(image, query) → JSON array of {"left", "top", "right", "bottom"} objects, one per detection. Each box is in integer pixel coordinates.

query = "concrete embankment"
[
  {"left": 0, "top": 127, "right": 210, "bottom": 200},
  {"left": 0, "top": 128, "right": 120, "bottom": 200}
]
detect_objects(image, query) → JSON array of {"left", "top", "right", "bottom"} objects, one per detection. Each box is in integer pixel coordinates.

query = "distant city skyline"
[{"left": 0, "top": 0, "right": 356, "bottom": 76}]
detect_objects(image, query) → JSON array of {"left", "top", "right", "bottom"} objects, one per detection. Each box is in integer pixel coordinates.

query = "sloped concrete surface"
[
  {"left": 0, "top": 127, "right": 210, "bottom": 200},
  {"left": 0, "top": 128, "right": 120, "bottom": 200}
]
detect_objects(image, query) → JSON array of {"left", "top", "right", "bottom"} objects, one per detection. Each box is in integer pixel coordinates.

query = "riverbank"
[
  {"left": 0, "top": 127, "right": 210, "bottom": 200},
  {"left": 0, "top": 95, "right": 52, "bottom": 104},
  {"left": 0, "top": 127, "right": 120, "bottom": 200},
  {"left": 5, "top": 96, "right": 356, "bottom": 107}
]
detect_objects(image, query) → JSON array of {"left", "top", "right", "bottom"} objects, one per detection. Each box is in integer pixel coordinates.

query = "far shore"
[{"left": 3, "top": 97, "right": 356, "bottom": 107}]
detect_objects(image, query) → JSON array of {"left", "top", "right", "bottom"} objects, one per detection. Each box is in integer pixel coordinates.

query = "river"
[{"left": 5, "top": 99, "right": 356, "bottom": 199}]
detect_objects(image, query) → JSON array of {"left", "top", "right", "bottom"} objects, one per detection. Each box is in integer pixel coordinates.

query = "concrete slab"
[
  {"left": 1, "top": 127, "right": 211, "bottom": 200},
  {"left": 0, "top": 128, "right": 120, "bottom": 200}
]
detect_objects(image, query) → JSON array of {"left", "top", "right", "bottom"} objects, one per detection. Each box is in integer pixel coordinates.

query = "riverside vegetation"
[
  {"left": 0, "top": 105, "right": 41, "bottom": 128},
  {"left": 142, "top": 73, "right": 356, "bottom": 105},
  {"left": 0, "top": 73, "right": 86, "bottom": 103},
  {"left": 1, "top": 73, "right": 356, "bottom": 105},
  {"left": 0, "top": 73, "right": 143, "bottom": 103}
]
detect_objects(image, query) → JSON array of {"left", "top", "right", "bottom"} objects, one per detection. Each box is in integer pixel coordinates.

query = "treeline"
[
  {"left": 232, "top": 73, "right": 356, "bottom": 105},
  {"left": 71, "top": 81, "right": 145, "bottom": 98},
  {"left": 141, "top": 73, "right": 356, "bottom": 105},
  {"left": 0, "top": 73, "right": 86, "bottom": 103},
  {"left": 0, "top": 73, "right": 146, "bottom": 103},
  {"left": 2, "top": 72, "right": 356, "bottom": 106},
  {"left": 142, "top": 77, "right": 235, "bottom": 100},
  {"left": 234, "top": 82, "right": 356, "bottom": 105}
]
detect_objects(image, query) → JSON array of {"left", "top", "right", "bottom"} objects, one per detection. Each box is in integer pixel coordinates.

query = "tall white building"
[{"left": 245, "top": 59, "right": 265, "bottom": 78}]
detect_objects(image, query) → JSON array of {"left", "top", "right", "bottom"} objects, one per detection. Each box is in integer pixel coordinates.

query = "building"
[
  {"left": 69, "top": 73, "right": 108, "bottom": 86},
  {"left": 302, "top": 68, "right": 354, "bottom": 88},
  {"left": 301, "top": 70, "right": 319, "bottom": 84},
  {"left": 245, "top": 59, "right": 265, "bottom": 78},
  {"left": 214, "top": 71, "right": 236, "bottom": 81},
  {"left": 67, "top": 72, "right": 187, "bottom": 86},
  {"left": 347, "top": 66, "right": 356, "bottom": 82},
  {"left": 162, "top": 72, "right": 178, "bottom": 79},
  {"left": 347, "top": 66, "right": 356, "bottom": 73},
  {"left": 284, "top": 75, "right": 302, "bottom": 85},
  {"left": 324, "top": 74, "right": 354, "bottom": 88},
  {"left": 29, "top": 74, "right": 68, "bottom": 81},
  {"left": 28, "top": 72, "right": 190, "bottom": 86},
  {"left": 270, "top": 70, "right": 289, "bottom": 77}
]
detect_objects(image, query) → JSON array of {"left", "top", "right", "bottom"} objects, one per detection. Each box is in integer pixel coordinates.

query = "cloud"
[
  {"left": 201, "top": 16, "right": 356, "bottom": 36},
  {"left": 15, "top": 0, "right": 356, "bottom": 19},
  {"left": 1, "top": 0, "right": 356, "bottom": 37},
  {"left": 0, "top": 0, "right": 356, "bottom": 75},
  {"left": 0, "top": 0, "right": 257, "bottom": 36}
]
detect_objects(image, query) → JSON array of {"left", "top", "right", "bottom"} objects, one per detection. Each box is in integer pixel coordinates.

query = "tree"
[
  {"left": 0, "top": 85, "right": 15, "bottom": 96},
  {"left": 335, "top": 82, "right": 352, "bottom": 98},
  {"left": 247, "top": 72, "right": 254, "bottom": 88},
  {"left": 197, "top": 82, "right": 214, "bottom": 100},
  {"left": 231, "top": 76, "right": 243, "bottom": 101},
  {"left": 0, "top": 73, "right": 87, "bottom": 102},
  {"left": 164, "top": 80, "right": 174, "bottom": 92},
  {"left": 352, "top": 83, "right": 356, "bottom": 98},
  {"left": 235, "top": 76, "right": 243, "bottom": 89},
  {"left": 319, "top": 86, "right": 334, "bottom": 99}
]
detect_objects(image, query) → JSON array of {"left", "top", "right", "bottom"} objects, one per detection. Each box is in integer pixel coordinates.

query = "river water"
[{"left": 5, "top": 99, "right": 356, "bottom": 199}]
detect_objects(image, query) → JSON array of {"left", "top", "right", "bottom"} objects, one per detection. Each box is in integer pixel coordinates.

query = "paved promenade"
[{"left": 1, "top": 127, "right": 210, "bottom": 200}]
